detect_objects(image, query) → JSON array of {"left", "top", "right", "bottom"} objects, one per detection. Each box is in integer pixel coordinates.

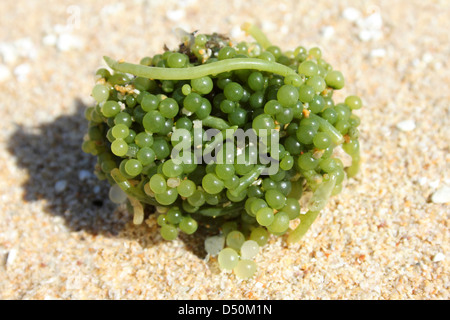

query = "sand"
[{"left": 0, "top": 0, "right": 448, "bottom": 299}]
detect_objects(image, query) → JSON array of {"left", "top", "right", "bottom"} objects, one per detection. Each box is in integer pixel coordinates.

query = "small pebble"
[
  {"left": 57, "top": 33, "right": 83, "bottom": 52},
  {"left": 6, "top": 248, "right": 18, "bottom": 269},
  {"left": 359, "top": 11, "right": 383, "bottom": 31},
  {"left": 54, "top": 180, "right": 68, "bottom": 193},
  {"left": 230, "top": 25, "right": 244, "bottom": 39},
  {"left": 0, "top": 42, "right": 17, "bottom": 64},
  {"left": 422, "top": 53, "right": 433, "bottom": 64},
  {"left": 431, "top": 185, "right": 450, "bottom": 204},
  {"left": 357, "top": 10, "right": 383, "bottom": 42},
  {"left": 432, "top": 253, "right": 445, "bottom": 262},
  {"left": 100, "top": 3, "right": 126, "bottom": 17},
  {"left": 321, "top": 26, "right": 335, "bottom": 39},
  {"left": 417, "top": 177, "right": 428, "bottom": 186},
  {"left": 370, "top": 48, "right": 386, "bottom": 58},
  {"left": 93, "top": 185, "right": 101, "bottom": 194},
  {"left": 42, "top": 34, "right": 58, "bottom": 46},
  {"left": 359, "top": 29, "right": 383, "bottom": 42},
  {"left": 342, "top": 7, "right": 361, "bottom": 21},
  {"left": 13, "top": 63, "right": 31, "bottom": 82},
  {"left": 396, "top": 119, "right": 416, "bottom": 132},
  {"left": 429, "top": 179, "right": 440, "bottom": 189},
  {"left": 166, "top": 9, "right": 185, "bottom": 21},
  {"left": 254, "top": 282, "right": 264, "bottom": 289},
  {"left": 0, "top": 64, "right": 11, "bottom": 82},
  {"left": 204, "top": 235, "right": 225, "bottom": 256},
  {"left": 78, "top": 170, "right": 92, "bottom": 181}
]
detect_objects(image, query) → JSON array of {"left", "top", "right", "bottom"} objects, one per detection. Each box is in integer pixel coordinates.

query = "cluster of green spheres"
[{"left": 83, "top": 31, "right": 362, "bottom": 279}]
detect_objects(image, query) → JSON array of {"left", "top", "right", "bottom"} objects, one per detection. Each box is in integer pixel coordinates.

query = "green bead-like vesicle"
[{"left": 83, "top": 23, "right": 363, "bottom": 278}]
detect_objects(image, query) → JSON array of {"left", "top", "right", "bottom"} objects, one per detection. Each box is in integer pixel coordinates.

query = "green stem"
[
  {"left": 308, "top": 172, "right": 337, "bottom": 212},
  {"left": 203, "top": 125, "right": 237, "bottom": 155},
  {"left": 110, "top": 168, "right": 158, "bottom": 206},
  {"left": 197, "top": 201, "right": 245, "bottom": 218},
  {"left": 201, "top": 116, "right": 231, "bottom": 130},
  {"left": 299, "top": 169, "right": 322, "bottom": 191},
  {"left": 104, "top": 56, "right": 296, "bottom": 80},
  {"left": 309, "top": 113, "right": 344, "bottom": 145},
  {"left": 287, "top": 172, "right": 338, "bottom": 244},
  {"left": 241, "top": 23, "right": 272, "bottom": 49},
  {"left": 287, "top": 210, "right": 320, "bottom": 244},
  {"left": 346, "top": 152, "right": 360, "bottom": 178},
  {"left": 229, "top": 165, "right": 266, "bottom": 198}
]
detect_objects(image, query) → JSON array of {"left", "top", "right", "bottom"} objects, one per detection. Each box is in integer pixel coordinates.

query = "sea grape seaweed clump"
[{"left": 82, "top": 24, "right": 362, "bottom": 279}]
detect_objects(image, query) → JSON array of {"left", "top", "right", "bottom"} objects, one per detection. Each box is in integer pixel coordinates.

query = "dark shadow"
[
  {"left": 6, "top": 99, "right": 213, "bottom": 258},
  {"left": 7, "top": 99, "right": 129, "bottom": 236}
]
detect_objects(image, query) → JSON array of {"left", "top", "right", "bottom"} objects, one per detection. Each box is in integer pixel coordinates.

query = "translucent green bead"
[
  {"left": 177, "top": 179, "right": 196, "bottom": 197},
  {"left": 265, "top": 189, "right": 286, "bottom": 210},
  {"left": 313, "top": 132, "right": 332, "bottom": 149},
  {"left": 248, "top": 71, "right": 265, "bottom": 91},
  {"left": 157, "top": 214, "right": 167, "bottom": 226},
  {"left": 202, "top": 173, "right": 224, "bottom": 195},
  {"left": 179, "top": 216, "right": 198, "bottom": 234},
  {"left": 325, "top": 70, "right": 345, "bottom": 89},
  {"left": 162, "top": 159, "right": 183, "bottom": 178},
  {"left": 234, "top": 259, "right": 257, "bottom": 279},
  {"left": 298, "top": 60, "right": 318, "bottom": 77},
  {"left": 252, "top": 114, "right": 275, "bottom": 136},
  {"left": 141, "top": 94, "right": 159, "bottom": 112},
  {"left": 191, "top": 76, "right": 213, "bottom": 94},
  {"left": 284, "top": 74, "right": 305, "bottom": 87},
  {"left": 226, "top": 230, "right": 245, "bottom": 251},
  {"left": 143, "top": 110, "right": 165, "bottom": 133},
  {"left": 306, "top": 76, "right": 327, "bottom": 93},
  {"left": 240, "top": 240, "right": 259, "bottom": 259},
  {"left": 160, "top": 224, "right": 178, "bottom": 240},
  {"left": 183, "top": 92, "right": 203, "bottom": 112},
  {"left": 264, "top": 100, "right": 283, "bottom": 116},
  {"left": 187, "top": 189, "right": 206, "bottom": 207},
  {"left": 101, "top": 101, "right": 120, "bottom": 118},
  {"left": 277, "top": 84, "right": 299, "bottom": 107},
  {"left": 283, "top": 198, "right": 301, "bottom": 219},
  {"left": 298, "top": 152, "right": 319, "bottom": 170},
  {"left": 250, "top": 227, "right": 269, "bottom": 246},
  {"left": 268, "top": 211, "right": 290, "bottom": 233},
  {"left": 167, "top": 207, "right": 183, "bottom": 224},
  {"left": 111, "top": 139, "right": 128, "bottom": 157},
  {"left": 298, "top": 85, "right": 315, "bottom": 103},
  {"left": 124, "top": 159, "right": 143, "bottom": 177},
  {"left": 159, "top": 98, "right": 179, "bottom": 118},
  {"left": 114, "top": 112, "right": 132, "bottom": 127},
  {"left": 155, "top": 188, "right": 178, "bottom": 205},
  {"left": 215, "top": 164, "right": 235, "bottom": 180},
  {"left": 224, "top": 82, "right": 244, "bottom": 102},
  {"left": 345, "top": 95, "right": 362, "bottom": 110},
  {"left": 194, "top": 34, "right": 208, "bottom": 46},
  {"left": 218, "top": 248, "right": 239, "bottom": 270},
  {"left": 111, "top": 124, "right": 129, "bottom": 139},
  {"left": 150, "top": 173, "right": 167, "bottom": 194},
  {"left": 308, "top": 47, "right": 322, "bottom": 59},
  {"left": 218, "top": 46, "right": 236, "bottom": 60},
  {"left": 256, "top": 207, "right": 274, "bottom": 226},
  {"left": 91, "top": 84, "right": 110, "bottom": 103},
  {"left": 167, "top": 52, "right": 188, "bottom": 68}
]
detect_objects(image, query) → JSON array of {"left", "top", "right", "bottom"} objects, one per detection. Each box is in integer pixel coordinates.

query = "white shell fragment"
[
  {"left": 431, "top": 185, "right": 450, "bottom": 204},
  {"left": 54, "top": 180, "right": 68, "bottom": 193},
  {"left": 396, "top": 119, "right": 416, "bottom": 132},
  {"left": 204, "top": 235, "right": 225, "bottom": 256},
  {"left": 432, "top": 253, "right": 445, "bottom": 262}
]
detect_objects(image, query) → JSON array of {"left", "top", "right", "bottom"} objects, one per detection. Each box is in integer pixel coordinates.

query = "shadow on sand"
[{"left": 7, "top": 99, "right": 209, "bottom": 258}]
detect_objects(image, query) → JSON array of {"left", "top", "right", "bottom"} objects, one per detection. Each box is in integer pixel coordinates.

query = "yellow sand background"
[{"left": 0, "top": 0, "right": 448, "bottom": 299}]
